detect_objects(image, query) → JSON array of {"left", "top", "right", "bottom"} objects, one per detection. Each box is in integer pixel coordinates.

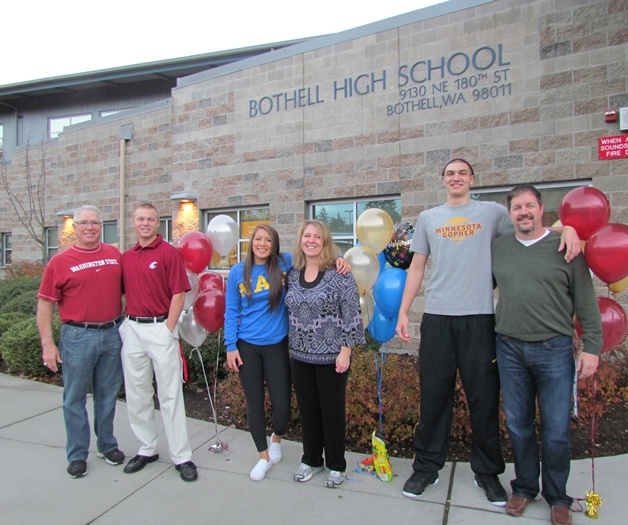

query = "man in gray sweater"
[{"left": 492, "top": 184, "right": 603, "bottom": 525}]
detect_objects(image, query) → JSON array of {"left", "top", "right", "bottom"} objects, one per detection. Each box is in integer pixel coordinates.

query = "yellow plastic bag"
[{"left": 372, "top": 431, "right": 393, "bottom": 482}]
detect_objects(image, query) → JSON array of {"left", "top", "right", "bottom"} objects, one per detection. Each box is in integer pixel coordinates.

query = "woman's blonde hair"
[{"left": 291, "top": 219, "right": 337, "bottom": 271}]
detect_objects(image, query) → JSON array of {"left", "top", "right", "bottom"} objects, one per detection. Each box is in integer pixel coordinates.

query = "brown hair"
[
  {"left": 441, "top": 158, "right": 475, "bottom": 178},
  {"left": 243, "top": 224, "right": 286, "bottom": 311},
  {"left": 291, "top": 219, "right": 337, "bottom": 271},
  {"left": 506, "top": 184, "right": 543, "bottom": 210}
]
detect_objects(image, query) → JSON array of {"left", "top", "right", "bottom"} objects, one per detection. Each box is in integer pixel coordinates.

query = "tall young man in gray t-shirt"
[{"left": 396, "top": 159, "right": 580, "bottom": 506}]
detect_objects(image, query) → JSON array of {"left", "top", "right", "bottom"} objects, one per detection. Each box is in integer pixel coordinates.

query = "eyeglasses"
[{"left": 74, "top": 221, "right": 102, "bottom": 227}]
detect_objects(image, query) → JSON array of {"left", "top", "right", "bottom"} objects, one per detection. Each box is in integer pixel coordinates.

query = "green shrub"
[
  {"left": 0, "top": 292, "right": 39, "bottom": 315},
  {"left": 0, "top": 316, "right": 59, "bottom": 377},
  {"left": 0, "top": 276, "right": 41, "bottom": 315},
  {"left": 0, "top": 312, "right": 31, "bottom": 337}
]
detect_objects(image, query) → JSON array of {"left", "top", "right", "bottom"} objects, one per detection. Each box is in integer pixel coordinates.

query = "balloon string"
[
  {"left": 589, "top": 370, "right": 599, "bottom": 493},
  {"left": 374, "top": 343, "right": 388, "bottom": 438},
  {"left": 192, "top": 343, "right": 228, "bottom": 450}
]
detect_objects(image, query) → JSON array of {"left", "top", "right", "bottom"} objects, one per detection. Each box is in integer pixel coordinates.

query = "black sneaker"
[
  {"left": 474, "top": 473, "right": 507, "bottom": 507},
  {"left": 67, "top": 460, "right": 88, "bottom": 478},
  {"left": 97, "top": 448, "right": 125, "bottom": 465},
  {"left": 175, "top": 461, "right": 198, "bottom": 482},
  {"left": 402, "top": 470, "right": 438, "bottom": 498}
]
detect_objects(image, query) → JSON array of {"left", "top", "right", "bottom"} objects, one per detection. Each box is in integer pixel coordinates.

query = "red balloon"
[
  {"left": 578, "top": 297, "right": 628, "bottom": 354},
  {"left": 178, "top": 232, "right": 213, "bottom": 274},
  {"left": 193, "top": 288, "right": 226, "bottom": 334},
  {"left": 198, "top": 270, "right": 226, "bottom": 292},
  {"left": 559, "top": 187, "right": 610, "bottom": 240},
  {"left": 584, "top": 223, "right": 628, "bottom": 285}
]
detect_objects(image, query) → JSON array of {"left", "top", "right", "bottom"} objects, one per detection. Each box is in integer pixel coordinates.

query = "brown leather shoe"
[
  {"left": 550, "top": 505, "right": 572, "bottom": 525},
  {"left": 505, "top": 494, "right": 532, "bottom": 517}
]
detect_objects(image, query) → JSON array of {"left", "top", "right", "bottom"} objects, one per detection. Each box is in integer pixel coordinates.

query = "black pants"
[
  {"left": 291, "top": 357, "right": 348, "bottom": 472},
  {"left": 412, "top": 313, "right": 505, "bottom": 475},
  {"left": 237, "top": 338, "right": 291, "bottom": 452}
]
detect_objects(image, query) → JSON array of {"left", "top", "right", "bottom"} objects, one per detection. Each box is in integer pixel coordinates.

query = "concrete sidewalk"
[{"left": 0, "top": 372, "right": 622, "bottom": 525}]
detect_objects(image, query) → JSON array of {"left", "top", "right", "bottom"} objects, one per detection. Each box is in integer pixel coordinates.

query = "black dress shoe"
[
  {"left": 175, "top": 461, "right": 198, "bottom": 482},
  {"left": 123, "top": 454, "right": 159, "bottom": 474}
]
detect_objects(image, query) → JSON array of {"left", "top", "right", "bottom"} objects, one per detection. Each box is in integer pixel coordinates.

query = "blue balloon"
[
  {"left": 377, "top": 250, "right": 386, "bottom": 275},
  {"left": 368, "top": 305, "right": 398, "bottom": 344},
  {"left": 372, "top": 267, "right": 407, "bottom": 319}
]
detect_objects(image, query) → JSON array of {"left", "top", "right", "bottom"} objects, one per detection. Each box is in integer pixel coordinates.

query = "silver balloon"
[
  {"left": 183, "top": 270, "right": 200, "bottom": 311},
  {"left": 206, "top": 215, "right": 239, "bottom": 258},
  {"left": 178, "top": 308, "right": 207, "bottom": 348}
]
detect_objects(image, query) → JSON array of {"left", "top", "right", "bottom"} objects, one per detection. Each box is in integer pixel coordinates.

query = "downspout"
[{"left": 118, "top": 124, "right": 133, "bottom": 251}]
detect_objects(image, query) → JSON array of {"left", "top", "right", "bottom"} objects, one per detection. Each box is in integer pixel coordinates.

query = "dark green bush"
[
  {"left": 0, "top": 275, "right": 41, "bottom": 302},
  {"left": 0, "top": 292, "right": 39, "bottom": 315},
  {"left": 0, "top": 312, "right": 31, "bottom": 337},
  {"left": 0, "top": 315, "right": 60, "bottom": 377},
  {"left": 0, "top": 276, "right": 41, "bottom": 315}
]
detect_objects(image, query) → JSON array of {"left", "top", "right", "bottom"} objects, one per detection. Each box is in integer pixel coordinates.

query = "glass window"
[
  {"left": 158, "top": 217, "right": 172, "bottom": 243},
  {"left": 471, "top": 180, "right": 590, "bottom": 227},
  {"left": 1, "top": 233, "right": 11, "bottom": 267},
  {"left": 45, "top": 227, "right": 58, "bottom": 261},
  {"left": 49, "top": 114, "right": 92, "bottom": 139},
  {"left": 204, "top": 207, "right": 270, "bottom": 268},
  {"left": 100, "top": 110, "right": 122, "bottom": 117},
  {"left": 311, "top": 197, "right": 401, "bottom": 254},
  {"left": 101, "top": 221, "right": 118, "bottom": 247}
]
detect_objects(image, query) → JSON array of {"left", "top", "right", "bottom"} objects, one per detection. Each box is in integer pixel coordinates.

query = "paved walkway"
[{"left": 0, "top": 372, "right": 622, "bottom": 525}]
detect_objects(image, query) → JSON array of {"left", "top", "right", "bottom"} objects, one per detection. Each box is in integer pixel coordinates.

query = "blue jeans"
[
  {"left": 496, "top": 333, "right": 575, "bottom": 508},
  {"left": 59, "top": 323, "right": 123, "bottom": 462}
]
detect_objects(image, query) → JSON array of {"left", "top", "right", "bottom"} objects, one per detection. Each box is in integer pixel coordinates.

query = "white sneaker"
[
  {"left": 249, "top": 459, "right": 272, "bottom": 481},
  {"left": 325, "top": 470, "right": 345, "bottom": 488},
  {"left": 268, "top": 433, "right": 282, "bottom": 464}
]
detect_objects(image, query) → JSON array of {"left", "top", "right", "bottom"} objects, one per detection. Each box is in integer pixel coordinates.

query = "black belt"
[
  {"left": 127, "top": 315, "right": 168, "bottom": 323},
  {"left": 65, "top": 316, "right": 124, "bottom": 330}
]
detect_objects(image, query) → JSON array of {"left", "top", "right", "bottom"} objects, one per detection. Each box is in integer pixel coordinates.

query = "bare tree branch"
[{"left": 1, "top": 139, "right": 47, "bottom": 246}]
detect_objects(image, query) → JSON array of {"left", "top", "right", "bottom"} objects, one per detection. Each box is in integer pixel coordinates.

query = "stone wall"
[{"left": 1, "top": 0, "right": 626, "bottom": 320}]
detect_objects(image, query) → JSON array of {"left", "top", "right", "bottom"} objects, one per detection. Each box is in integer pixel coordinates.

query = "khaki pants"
[{"left": 120, "top": 319, "right": 192, "bottom": 465}]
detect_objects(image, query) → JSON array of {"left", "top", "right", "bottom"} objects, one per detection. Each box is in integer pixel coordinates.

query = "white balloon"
[
  {"left": 178, "top": 308, "right": 207, "bottom": 348},
  {"left": 183, "top": 270, "right": 200, "bottom": 311},
  {"left": 206, "top": 215, "right": 239, "bottom": 257}
]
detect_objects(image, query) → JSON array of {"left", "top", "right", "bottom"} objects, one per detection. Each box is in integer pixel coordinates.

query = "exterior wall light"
[
  {"left": 170, "top": 192, "right": 200, "bottom": 243},
  {"left": 55, "top": 209, "right": 75, "bottom": 218},
  {"left": 56, "top": 209, "right": 76, "bottom": 249},
  {"left": 170, "top": 191, "right": 198, "bottom": 203}
]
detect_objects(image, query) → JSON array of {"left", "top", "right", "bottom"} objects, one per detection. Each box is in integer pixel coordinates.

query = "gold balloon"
[
  {"left": 609, "top": 275, "right": 628, "bottom": 294},
  {"left": 356, "top": 208, "right": 394, "bottom": 254},
  {"left": 552, "top": 219, "right": 562, "bottom": 228},
  {"left": 360, "top": 291, "right": 374, "bottom": 329},
  {"left": 344, "top": 245, "right": 380, "bottom": 294}
]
